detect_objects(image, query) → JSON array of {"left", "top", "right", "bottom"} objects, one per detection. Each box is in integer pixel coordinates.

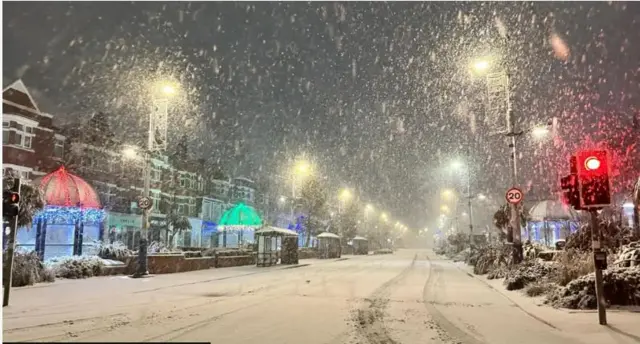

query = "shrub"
[
  {"left": 565, "top": 221, "right": 639, "bottom": 252},
  {"left": 525, "top": 282, "right": 557, "bottom": 297},
  {"left": 96, "top": 241, "right": 132, "bottom": 262},
  {"left": 48, "top": 256, "right": 105, "bottom": 279},
  {"left": 472, "top": 243, "right": 511, "bottom": 275},
  {"left": 546, "top": 267, "right": 640, "bottom": 309},
  {"left": 502, "top": 260, "right": 555, "bottom": 291},
  {"left": 2, "top": 250, "right": 55, "bottom": 287},
  {"left": 550, "top": 249, "right": 594, "bottom": 286},
  {"left": 148, "top": 241, "right": 172, "bottom": 254}
]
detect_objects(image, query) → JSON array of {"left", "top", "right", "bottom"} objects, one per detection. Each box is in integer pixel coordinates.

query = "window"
[
  {"left": 2, "top": 120, "right": 35, "bottom": 149},
  {"left": 151, "top": 168, "right": 161, "bottom": 182},
  {"left": 53, "top": 138, "right": 64, "bottom": 158},
  {"left": 178, "top": 204, "right": 186, "bottom": 215}
]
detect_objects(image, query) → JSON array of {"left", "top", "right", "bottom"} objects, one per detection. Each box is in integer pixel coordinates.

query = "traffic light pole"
[
  {"left": 589, "top": 209, "right": 607, "bottom": 325},
  {"left": 3, "top": 178, "right": 21, "bottom": 307}
]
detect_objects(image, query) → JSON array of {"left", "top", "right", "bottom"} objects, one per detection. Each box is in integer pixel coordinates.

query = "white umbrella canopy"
[{"left": 529, "top": 200, "right": 579, "bottom": 221}]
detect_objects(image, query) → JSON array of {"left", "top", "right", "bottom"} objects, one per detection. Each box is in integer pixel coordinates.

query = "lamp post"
[{"left": 132, "top": 81, "right": 177, "bottom": 278}]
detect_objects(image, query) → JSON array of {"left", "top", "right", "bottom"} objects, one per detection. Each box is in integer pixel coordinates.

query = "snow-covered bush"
[
  {"left": 525, "top": 281, "right": 558, "bottom": 297},
  {"left": 48, "top": 256, "right": 105, "bottom": 279},
  {"left": 565, "top": 221, "right": 639, "bottom": 253},
  {"left": 613, "top": 241, "right": 640, "bottom": 267},
  {"left": 96, "top": 241, "right": 132, "bottom": 262},
  {"left": 472, "top": 243, "right": 511, "bottom": 275},
  {"left": 147, "top": 241, "right": 172, "bottom": 254},
  {"left": 546, "top": 267, "right": 640, "bottom": 309},
  {"left": 549, "top": 249, "right": 594, "bottom": 286},
  {"left": 2, "top": 250, "right": 55, "bottom": 287},
  {"left": 502, "top": 260, "right": 555, "bottom": 290}
]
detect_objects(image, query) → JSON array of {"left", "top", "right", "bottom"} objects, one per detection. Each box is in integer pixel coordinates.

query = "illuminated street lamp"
[
  {"left": 122, "top": 147, "right": 138, "bottom": 160},
  {"left": 134, "top": 79, "right": 180, "bottom": 278},
  {"left": 441, "top": 189, "right": 455, "bottom": 201},
  {"left": 380, "top": 212, "right": 388, "bottom": 222},
  {"left": 339, "top": 188, "right": 353, "bottom": 202},
  {"left": 531, "top": 126, "right": 550, "bottom": 140},
  {"left": 440, "top": 205, "right": 450, "bottom": 213},
  {"left": 471, "top": 59, "right": 490, "bottom": 74}
]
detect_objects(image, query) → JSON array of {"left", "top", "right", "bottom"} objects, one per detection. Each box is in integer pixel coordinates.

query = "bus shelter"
[
  {"left": 255, "top": 226, "right": 298, "bottom": 267},
  {"left": 317, "top": 232, "right": 341, "bottom": 259},
  {"left": 352, "top": 236, "right": 369, "bottom": 255}
]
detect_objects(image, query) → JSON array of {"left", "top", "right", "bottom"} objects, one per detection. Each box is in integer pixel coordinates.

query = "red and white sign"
[{"left": 505, "top": 187, "right": 523, "bottom": 204}]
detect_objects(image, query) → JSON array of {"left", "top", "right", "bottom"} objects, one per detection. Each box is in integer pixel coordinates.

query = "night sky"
[{"left": 3, "top": 2, "right": 639, "bottom": 229}]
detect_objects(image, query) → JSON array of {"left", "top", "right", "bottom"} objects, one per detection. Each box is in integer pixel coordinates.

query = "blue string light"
[{"left": 35, "top": 206, "right": 105, "bottom": 225}]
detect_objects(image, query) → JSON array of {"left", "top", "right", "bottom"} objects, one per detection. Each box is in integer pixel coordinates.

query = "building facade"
[{"left": 2, "top": 80, "right": 65, "bottom": 182}]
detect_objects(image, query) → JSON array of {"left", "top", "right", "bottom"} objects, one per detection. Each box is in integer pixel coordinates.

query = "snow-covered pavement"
[{"left": 3, "top": 250, "right": 639, "bottom": 344}]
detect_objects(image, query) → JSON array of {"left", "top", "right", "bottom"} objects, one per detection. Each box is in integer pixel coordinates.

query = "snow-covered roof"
[
  {"left": 352, "top": 236, "right": 368, "bottom": 241},
  {"left": 529, "top": 200, "right": 579, "bottom": 221},
  {"left": 255, "top": 226, "right": 298, "bottom": 237},
  {"left": 317, "top": 232, "right": 341, "bottom": 239}
]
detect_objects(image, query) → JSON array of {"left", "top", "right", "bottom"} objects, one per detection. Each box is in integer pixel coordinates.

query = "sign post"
[{"left": 505, "top": 187, "right": 523, "bottom": 262}]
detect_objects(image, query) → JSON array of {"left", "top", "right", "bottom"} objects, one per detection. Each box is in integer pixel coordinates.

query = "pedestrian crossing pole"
[{"left": 3, "top": 177, "right": 22, "bottom": 307}]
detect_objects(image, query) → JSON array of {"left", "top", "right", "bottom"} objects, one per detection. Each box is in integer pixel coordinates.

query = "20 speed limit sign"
[{"left": 505, "top": 187, "right": 523, "bottom": 204}]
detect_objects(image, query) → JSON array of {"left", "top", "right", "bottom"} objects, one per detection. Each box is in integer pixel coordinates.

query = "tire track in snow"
[{"left": 353, "top": 253, "right": 417, "bottom": 344}]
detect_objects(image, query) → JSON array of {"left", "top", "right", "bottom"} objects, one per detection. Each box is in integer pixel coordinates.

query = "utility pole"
[
  {"left": 3, "top": 177, "right": 21, "bottom": 307},
  {"left": 466, "top": 144, "right": 474, "bottom": 248},
  {"left": 505, "top": 72, "right": 523, "bottom": 263},
  {"left": 589, "top": 210, "right": 607, "bottom": 325}
]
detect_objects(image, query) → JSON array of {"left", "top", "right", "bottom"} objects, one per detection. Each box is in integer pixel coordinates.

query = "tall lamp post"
[{"left": 132, "top": 81, "right": 176, "bottom": 278}]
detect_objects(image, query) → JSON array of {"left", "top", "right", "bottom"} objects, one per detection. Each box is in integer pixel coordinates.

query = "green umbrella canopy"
[{"left": 219, "top": 202, "right": 262, "bottom": 227}]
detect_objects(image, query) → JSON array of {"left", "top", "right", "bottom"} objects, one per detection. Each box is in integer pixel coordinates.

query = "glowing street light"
[
  {"left": 339, "top": 188, "right": 353, "bottom": 202},
  {"left": 380, "top": 212, "right": 389, "bottom": 222},
  {"left": 122, "top": 147, "right": 138, "bottom": 160},
  {"left": 440, "top": 205, "right": 450, "bottom": 213},
  {"left": 472, "top": 59, "right": 490, "bottom": 73},
  {"left": 365, "top": 203, "right": 374, "bottom": 213},
  {"left": 293, "top": 159, "right": 312, "bottom": 177},
  {"left": 531, "top": 126, "right": 550, "bottom": 140},
  {"left": 279, "top": 196, "right": 287, "bottom": 203},
  {"left": 450, "top": 159, "right": 464, "bottom": 170},
  {"left": 441, "top": 189, "right": 456, "bottom": 201}
]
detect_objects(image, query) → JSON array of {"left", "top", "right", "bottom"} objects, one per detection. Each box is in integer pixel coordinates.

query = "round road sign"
[
  {"left": 505, "top": 188, "right": 523, "bottom": 204},
  {"left": 137, "top": 196, "right": 153, "bottom": 210}
]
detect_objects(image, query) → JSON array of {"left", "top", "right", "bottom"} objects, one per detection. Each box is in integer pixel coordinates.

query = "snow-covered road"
[{"left": 3, "top": 250, "right": 639, "bottom": 344}]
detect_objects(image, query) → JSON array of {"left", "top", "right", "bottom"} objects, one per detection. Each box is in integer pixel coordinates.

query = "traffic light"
[
  {"left": 560, "top": 173, "right": 581, "bottom": 210},
  {"left": 3, "top": 190, "right": 20, "bottom": 217},
  {"left": 575, "top": 150, "right": 612, "bottom": 208}
]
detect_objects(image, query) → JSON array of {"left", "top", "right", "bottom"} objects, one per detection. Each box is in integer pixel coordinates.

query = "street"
[{"left": 3, "top": 250, "right": 639, "bottom": 344}]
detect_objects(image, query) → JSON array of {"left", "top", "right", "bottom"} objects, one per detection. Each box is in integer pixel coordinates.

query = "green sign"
[{"left": 107, "top": 212, "right": 142, "bottom": 229}]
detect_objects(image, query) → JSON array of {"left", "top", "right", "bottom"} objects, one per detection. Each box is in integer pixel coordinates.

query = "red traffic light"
[
  {"left": 3, "top": 191, "right": 20, "bottom": 204},
  {"left": 584, "top": 157, "right": 601, "bottom": 171}
]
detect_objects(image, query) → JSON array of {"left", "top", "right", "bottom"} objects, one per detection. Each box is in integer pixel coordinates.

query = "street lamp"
[
  {"left": 122, "top": 147, "right": 138, "bottom": 160},
  {"left": 133, "top": 79, "right": 179, "bottom": 278},
  {"left": 380, "top": 212, "right": 388, "bottom": 222},
  {"left": 531, "top": 126, "right": 550, "bottom": 140},
  {"left": 339, "top": 188, "right": 353, "bottom": 202}
]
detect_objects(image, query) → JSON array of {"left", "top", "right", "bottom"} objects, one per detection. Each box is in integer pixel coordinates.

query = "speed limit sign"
[{"left": 506, "top": 187, "right": 523, "bottom": 204}]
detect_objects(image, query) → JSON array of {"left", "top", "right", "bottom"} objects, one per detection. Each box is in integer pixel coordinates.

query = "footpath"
[{"left": 453, "top": 261, "right": 640, "bottom": 344}]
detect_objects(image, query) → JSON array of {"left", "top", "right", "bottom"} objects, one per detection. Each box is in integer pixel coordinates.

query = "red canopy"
[{"left": 39, "top": 166, "right": 102, "bottom": 208}]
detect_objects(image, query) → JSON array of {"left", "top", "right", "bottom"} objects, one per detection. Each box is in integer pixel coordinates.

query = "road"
[{"left": 3, "top": 250, "right": 639, "bottom": 344}]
